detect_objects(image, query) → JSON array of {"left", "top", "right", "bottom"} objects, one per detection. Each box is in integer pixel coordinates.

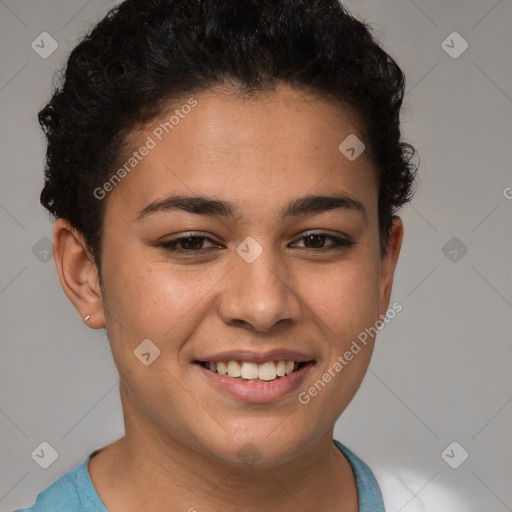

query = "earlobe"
[
  {"left": 378, "top": 216, "right": 404, "bottom": 316},
  {"left": 53, "top": 218, "right": 105, "bottom": 329}
]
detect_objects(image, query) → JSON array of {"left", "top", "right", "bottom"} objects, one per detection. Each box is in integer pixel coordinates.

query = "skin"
[{"left": 53, "top": 82, "right": 403, "bottom": 511}]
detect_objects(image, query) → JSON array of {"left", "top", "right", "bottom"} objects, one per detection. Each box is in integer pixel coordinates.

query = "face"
[{"left": 58, "top": 83, "right": 402, "bottom": 467}]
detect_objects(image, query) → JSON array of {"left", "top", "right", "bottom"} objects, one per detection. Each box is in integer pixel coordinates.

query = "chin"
[{"left": 196, "top": 426, "right": 312, "bottom": 469}]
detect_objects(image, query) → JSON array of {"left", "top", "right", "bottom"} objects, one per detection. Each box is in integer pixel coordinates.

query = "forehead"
[{"left": 105, "top": 83, "right": 378, "bottom": 219}]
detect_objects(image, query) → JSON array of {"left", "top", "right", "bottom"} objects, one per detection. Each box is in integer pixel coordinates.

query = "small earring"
[{"left": 84, "top": 314, "right": 91, "bottom": 321}]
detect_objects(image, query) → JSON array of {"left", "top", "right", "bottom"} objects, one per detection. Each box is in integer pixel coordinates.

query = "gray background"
[{"left": 1, "top": 0, "right": 511, "bottom": 510}]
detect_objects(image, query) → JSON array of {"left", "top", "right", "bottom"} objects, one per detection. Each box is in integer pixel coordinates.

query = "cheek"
[
  {"left": 102, "top": 256, "right": 219, "bottom": 348},
  {"left": 293, "top": 262, "right": 381, "bottom": 422},
  {"left": 300, "top": 258, "right": 381, "bottom": 343}
]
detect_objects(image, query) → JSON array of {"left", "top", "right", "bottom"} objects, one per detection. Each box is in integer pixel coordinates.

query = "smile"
[
  {"left": 194, "top": 359, "right": 315, "bottom": 402},
  {"left": 198, "top": 360, "right": 306, "bottom": 382}
]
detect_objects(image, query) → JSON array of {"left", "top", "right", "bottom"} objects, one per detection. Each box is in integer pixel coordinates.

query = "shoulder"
[
  {"left": 12, "top": 454, "right": 108, "bottom": 512},
  {"left": 333, "top": 439, "right": 386, "bottom": 512}
]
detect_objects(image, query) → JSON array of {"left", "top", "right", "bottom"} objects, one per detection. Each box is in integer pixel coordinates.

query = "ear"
[
  {"left": 53, "top": 218, "right": 105, "bottom": 329},
  {"left": 378, "top": 216, "right": 404, "bottom": 316}
]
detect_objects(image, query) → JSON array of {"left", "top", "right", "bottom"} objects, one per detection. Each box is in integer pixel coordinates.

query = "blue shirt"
[{"left": 14, "top": 440, "right": 385, "bottom": 511}]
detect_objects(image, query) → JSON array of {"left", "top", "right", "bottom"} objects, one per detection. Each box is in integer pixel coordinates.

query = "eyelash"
[{"left": 158, "top": 232, "right": 355, "bottom": 255}]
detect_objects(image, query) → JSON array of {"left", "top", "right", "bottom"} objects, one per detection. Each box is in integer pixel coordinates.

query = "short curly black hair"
[{"left": 39, "top": 0, "right": 417, "bottom": 269}]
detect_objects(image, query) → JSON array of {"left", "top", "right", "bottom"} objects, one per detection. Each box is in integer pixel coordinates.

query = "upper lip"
[{"left": 195, "top": 349, "right": 315, "bottom": 364}]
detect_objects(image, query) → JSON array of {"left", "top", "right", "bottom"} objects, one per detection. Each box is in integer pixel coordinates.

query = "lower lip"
[{"left": 194, "top": 362, "right": 314, "bottom": 403}]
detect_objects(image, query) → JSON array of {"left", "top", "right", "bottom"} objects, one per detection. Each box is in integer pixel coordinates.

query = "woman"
[{"left": 17, "top": 0, "right": 416, "bottom": 510}]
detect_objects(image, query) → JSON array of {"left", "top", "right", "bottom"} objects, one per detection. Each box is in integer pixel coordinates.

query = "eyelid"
[
  {"left": 159, "top": 232, "right": 222, "bottom": 248},
  {"left": 157, "top": 230, "right": 355, "bottom": 255},
  {"left": 291, "top": 229, "right": 350, "bottom": 240},
  {"left": 160, "top": 231, "right": 219, "bottom": 242},
  {"left": 160, "top": 230, "right": 351, "bottom": 243},
  {"left": 289, "top": 230, "right": 353, "bottom": 245},
  {"left": 292, "top": 231, "right": 356, "bottom": 248}
]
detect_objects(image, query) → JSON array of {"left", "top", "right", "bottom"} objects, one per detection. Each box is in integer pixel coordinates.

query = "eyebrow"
[{"left": 135, "top": 193, "right": 366, "bottom": 222}]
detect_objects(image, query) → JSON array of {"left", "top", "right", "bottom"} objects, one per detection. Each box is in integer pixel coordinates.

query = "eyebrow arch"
[{"left": 135, "top": 193, "right": 366, "bottom": 222}]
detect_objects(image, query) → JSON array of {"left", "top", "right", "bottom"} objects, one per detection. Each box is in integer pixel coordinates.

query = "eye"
[
  {"left": 290, "top": 232, "right": 355, "bottom": 251},
  {"left": 158, "top": 234, "right": 221, "bottom": 254},
  {"left": 158, "top": 231, "right": 355, "bottom": 256}
]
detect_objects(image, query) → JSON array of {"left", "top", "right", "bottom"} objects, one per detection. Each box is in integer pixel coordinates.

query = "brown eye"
[
  {"left": 303, "top": 234, "right": 327, "bottom": 249},
  {"left": 292, "top": 233, "right": 355, "bottom": 251},
  {"left": 159, "top": 235, "right": 220, "bottom": 254},
  {"left": 177, "top": 236, "right": 206, "bottom": 250}
]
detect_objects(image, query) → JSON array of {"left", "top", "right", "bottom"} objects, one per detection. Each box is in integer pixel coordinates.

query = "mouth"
[
  {"left": 193, "top": 357, "right": 315, "bottom": 402},
  {"left": 195, "top": 360, "right": 311, "bottom": 383}
]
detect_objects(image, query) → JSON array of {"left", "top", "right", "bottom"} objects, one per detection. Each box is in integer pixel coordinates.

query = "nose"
[{"left": 217, "top": 248, "right": 302, "bottom": 333}]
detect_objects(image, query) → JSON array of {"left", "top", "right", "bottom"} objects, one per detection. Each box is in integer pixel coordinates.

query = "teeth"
[
  {"left": 216, "top": 361, "right": 228, "bottom": 375},
  {"left": 227, "top": 360, "right": 241, "bottom": 377},
  {"left": 203, "top": 359, "right": 302, "bottom": 381},
  {"left": 241, "top": 362, "right": 259, "bottom": 379},
  {"left": 258, "top": 361, "right": 276, "bottom": 381}
]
